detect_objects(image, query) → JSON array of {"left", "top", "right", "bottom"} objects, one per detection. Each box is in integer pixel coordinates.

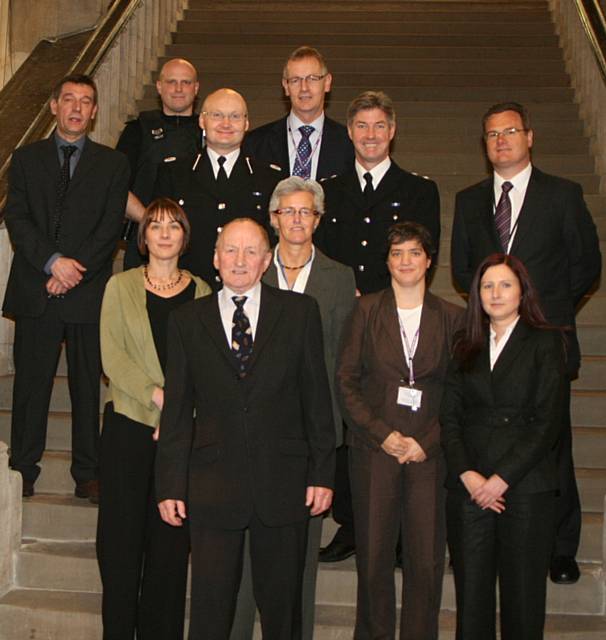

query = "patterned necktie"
[
  {"left": 53, "top": 145, "right": 77, "bottom": 243},
  {"left": 231, "top": 296, "right": 253, "bottom": 376},
  {"left": 292, "top": 125, "right": 315, "bottom": 179},
  {"left": 363, "top": 172, "right": 373, "bottom": 204},
  {"left": 494, "top": 181, "right": 513, "bottom": 252},
  {"left": 217, "top": 155, "right": 228, "bottom": 187}
]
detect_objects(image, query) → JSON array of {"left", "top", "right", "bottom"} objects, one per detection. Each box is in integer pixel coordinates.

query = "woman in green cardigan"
[{"left": 96, "top": 197, "right": 211, "bottom": 640}]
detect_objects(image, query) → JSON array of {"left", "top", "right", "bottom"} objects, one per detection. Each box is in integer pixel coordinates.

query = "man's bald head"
[
  {"left": 156, "top": 58, "right": 199, "bottom": 116},
  {"left": 200, "top": 88, "right": 249, "bottom": 154}
]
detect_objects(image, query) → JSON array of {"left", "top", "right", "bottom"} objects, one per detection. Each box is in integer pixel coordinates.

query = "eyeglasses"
[
  {"left": 484, "top": 127, "right": 527, "bottom": 141},
  {"left": 283, "top": 74, "right": 326, "bottom": 87},
  {"left": 202, "top": 111, "right": 247, "bottom": 123},
  {"left": 273, "top": 207, "right": 319, "bottom": 218}
]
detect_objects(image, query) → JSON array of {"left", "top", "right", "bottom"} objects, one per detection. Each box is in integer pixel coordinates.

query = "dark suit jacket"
[
  {"left": 263, "top": 247, "right": 356, "bottom": 445},
  {"left": 317, "top": 161, "right": 441, "bottom": 294},
  {"left": 337, "top": 289, "right": 464, "bottom": 459},
  {"left": 242, "top": 115, "right": 354, "bottom": 179},
  {"left": 2, "top": 136, "right": 130, "bottom": 322},
  {"left": 154, "top": 150, "right": 281, "bottom": 288},
  {"left": 440, "top": 322, "right": 567, "bottom": 494},
  {"left": 451, "top": 166, "right": 601, "bottom": 372},
  {"left": 155, "top": 283, "right": 336, "bottom": 529}
]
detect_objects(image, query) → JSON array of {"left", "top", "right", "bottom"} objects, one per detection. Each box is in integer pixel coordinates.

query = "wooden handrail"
[{"left": 573, "top": 0, "right": 606, "bottom": 83}]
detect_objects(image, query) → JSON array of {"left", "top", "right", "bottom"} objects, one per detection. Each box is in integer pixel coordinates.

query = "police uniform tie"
[
  {"left": 494, "top": 181, "right": 513, "bottom": 252},
  {"left": 292, "top": 125, "right": 314, "bottom": 180},
  {"left": 231, "top": 296, "right": 253, "bottom": 376},
  {"left": 53, "top": 144, "right": 78, "bottom": 243},
  {"left": 363, "top": 171, "right": 374, "bottom": 205},
  {"left": 217, "top": 155, "right": 228, "bottom": 187}
]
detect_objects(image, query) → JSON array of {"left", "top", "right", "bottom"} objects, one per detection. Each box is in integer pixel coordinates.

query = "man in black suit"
[
  {"left": 154, "top": 88, "right": 282, "bottom": 289},
  {"left": 451, "top": 101, "right": 601, "bottom": 584},
  {"left": 156, "top": 218, "right": 335, "bottom": 640},
  {"left": 118, "top": 57, "right": 201, "bottom": 269},
  {"left": 3, "top": 74, "right": 130, "bottom": 500},
  {"left": 316, "top": 91, "right": 440, "bottom": 562},
  {"left": 243, "top": 46, "right": 354, "bottom": 180}
]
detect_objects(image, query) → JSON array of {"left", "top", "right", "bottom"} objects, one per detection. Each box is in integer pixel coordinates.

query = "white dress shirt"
[
  {"left": 218, "top": 282, "right": 262, "bottom": 347},
  {"left": 489, "top": 316, "right": 520, "bottom": 370},
  {"left": 273, "top": 244, "right": 316, "bottom": 293},
  {"left": 287, "top": 111, "right": 325, "bottom": 180},
  {"left": 493, "top": 163, "right": 532, "bottom": 252},
  {"left": 206, "top": 147, "right": 240, "bottom": 179},
  {"left": 355, "top": 156, "right": 392, "bottom": 192}
]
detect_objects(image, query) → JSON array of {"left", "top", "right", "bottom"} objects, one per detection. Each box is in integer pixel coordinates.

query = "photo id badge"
[{"left": 397, "top": 386, "right": 423, "bottom": 412}]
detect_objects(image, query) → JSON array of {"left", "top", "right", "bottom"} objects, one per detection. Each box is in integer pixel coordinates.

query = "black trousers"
[
  {"left": 96, "top": 404, "right": 190, "bottom": 640},
  {"left": 554, "top": 380, "right": 581, "bottom": 556},
  {"left": 9, "top": 303, "right": 101, "bottom": 483},
  {"left": 330, "top": 441, "right": 355, "bottom": 545},
  {"left": 350, "top": 446, "right": 446, "bottom": 640},
  {"left": 188, "top": 513, "right": 308, "bottom": 640},
  {"left": 447, "top": 490, "right": 556, "bottom": 640}
]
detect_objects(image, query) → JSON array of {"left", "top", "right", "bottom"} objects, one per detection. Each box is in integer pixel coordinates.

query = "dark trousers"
[
  {"left": 188, "top": 514, "right": 308, "bottom": 640},
  {"left": 554, "top": 381, "right": 581, "bottom": 556},
  {"left": 96, "top": 404, "right": 190, "bottom": 640},
  {"left": 330, "top": 442, "right": 355, "bottom": 545},
  {"left": 9, "top": 304, "right": 101, "bottom": 483},
  {"left": 350, "top": 447, "right": 446, "bottom": 640},
  {"left": 447, "top": 490, "right": 556, "bottom": 640}
]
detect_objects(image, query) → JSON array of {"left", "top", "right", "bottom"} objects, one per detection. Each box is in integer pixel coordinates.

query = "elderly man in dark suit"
[
  {"left": 3, "top": 74, "right": 130, "bottom": 500},
  {"left": 451, "top": 101, "right": 601, "bottom": 584},
  {"left": 243, "top": 46, "right": 354, "bottom": 180},
  {"left": 155, "top": 218, "right": 336, "bottom": 640}
]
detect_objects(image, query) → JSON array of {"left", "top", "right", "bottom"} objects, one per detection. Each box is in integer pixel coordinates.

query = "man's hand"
[
  {"left": 46, "top": 276, "right": 69, "bottom": 296},
  {"left": 50, "top": 257, "right": 86, "bottom": 289},
  {"left": 381, "top": 431, "right": 409, "bottom": 458},
  {"left": 397, "top": 437, "right": 427, "bottom": 464},
  {"left": 305, "top": 486, "right": 333, "bottom": 516},
  {"left": 158, "top": 499, "right": 187, "bottom": 526}
]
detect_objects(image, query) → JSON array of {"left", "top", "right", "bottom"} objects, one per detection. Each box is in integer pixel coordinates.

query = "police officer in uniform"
[
  {"left": 316, "top": 91, "right": 440, "bottom": 564},
  {"left": 154, "top": 88, "right": 282, "bottom": 289},
  {"left": 319, "top": 91, "right": 440, "bottom": 295},
  {"left": 118, "top": 58, "right": 201, "bottom": 269}
]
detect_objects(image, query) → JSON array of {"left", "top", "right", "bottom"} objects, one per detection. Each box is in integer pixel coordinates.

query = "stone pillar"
[{"left": 0, "top": 441, "right": 21, "bottom": 597}]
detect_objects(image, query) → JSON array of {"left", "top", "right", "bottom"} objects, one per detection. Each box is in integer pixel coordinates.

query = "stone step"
[
  {"left": 572, "top": 391, "right": 606, "bottom": 428},
  {"left": 2, "top": 588, "right": 605, "bottom": 640},
  {"left": 573, "top": 357, "right": 606, "bottom": 391},
  {"left": 431, "top": 174, "right": 601, "bottom": 194},
  {"left": 573, "top": 427, "right": 606, "bottom": 468},
  {"left": 0, "top": 409, "right": 80, "bottom": 451}
]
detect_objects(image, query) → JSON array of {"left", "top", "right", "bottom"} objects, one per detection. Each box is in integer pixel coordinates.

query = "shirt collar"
[
  {"left": 219, "top": 281, "right": 262, "bottom": 306},
  {"left": 494, "top": 162, "right": 532, "bottom": 193},
  {"left": 206, "top": 146, "right": 240, "bottom": 166},
  {"left": 54, "top": 131, "right": 86, "bottom": 154},
  {"left": 355, "top": 156, "right": 391, "bottom": 189},
  {"left": 288, "top": 111, "right": 325, "bottom": 134},
  {"left": 489, "top": 315, "right": 520, "bottom": 343}
]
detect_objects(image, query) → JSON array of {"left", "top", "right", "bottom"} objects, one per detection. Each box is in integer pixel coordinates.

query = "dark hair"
[
  {"left": 51, "top": 74, "right": 98, "bottom": 105},
  {"left": 347, "top": 91, "right": 395, "bottom": 126},
  {"left": 386, "top": 221, "right": 435, "bottom": 258},
  {"left": 454, "top": 253, "right": 550, "bottom": 366},
  {"left": 137, "top": 197, "right": 191, "bottom": 255},
  {"left": 482, "top": 101, "right": 531, "bottom": 132}
]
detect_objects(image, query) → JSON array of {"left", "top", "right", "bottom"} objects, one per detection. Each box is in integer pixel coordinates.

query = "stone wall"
[{"left": 0, "top": 442, "right": 21, "bottom": 596}]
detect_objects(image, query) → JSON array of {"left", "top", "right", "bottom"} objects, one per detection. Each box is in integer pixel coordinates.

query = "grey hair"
[{"left": 269, "top": 176, "right": 325, "bottom": 216}]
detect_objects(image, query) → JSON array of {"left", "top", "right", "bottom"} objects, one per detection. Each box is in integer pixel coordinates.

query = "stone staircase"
[{"left": 1, "top": 0, "right": 606, "bottom": 637}]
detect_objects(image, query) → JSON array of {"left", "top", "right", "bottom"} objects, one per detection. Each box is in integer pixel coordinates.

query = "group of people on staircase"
[{"left": 1, "top": 42, "right": 601, "bottom": 640}]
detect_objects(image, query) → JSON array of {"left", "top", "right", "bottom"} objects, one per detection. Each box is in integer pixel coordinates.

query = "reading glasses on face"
[
  {"left": 284, "top": 74, "right": 326, "bottom": 86},
  {"left": 273, "top": 207, "right": 319, "bottom": 218},
  {"left": 484, "top": 127, "right": 527, "bottom": 141},
  {"left": 203, "top": 111, "right": 247, "bottom": 122}
]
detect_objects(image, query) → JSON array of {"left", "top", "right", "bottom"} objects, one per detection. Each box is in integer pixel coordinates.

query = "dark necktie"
[
  {"left": 53, "top": 145, "right": 78, "bottom": 243},
  {"left": 292, "top": 125, "right": 314, "bottom": 179},
  {"left": 494, "top": 181, "right": 513, "bottom": 252},
  {"left": 363, "top": 172, "right": 374, "bottom": 205},
  {"left": 231, "top": 296, "right": 253, "bottom": 377},
  {"left": 217, "top": 155, "right": 228, "bottom": 187}
]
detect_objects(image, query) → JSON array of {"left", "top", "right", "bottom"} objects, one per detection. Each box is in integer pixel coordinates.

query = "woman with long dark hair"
[{"left": 441, "top": 253, "right": 566, "bottom": 640}]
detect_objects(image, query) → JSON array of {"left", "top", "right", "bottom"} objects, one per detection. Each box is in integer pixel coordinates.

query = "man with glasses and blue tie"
[
  {"left": 451, "top": 101, "right": 601, "bottom": 586},
  {"left": 154, "top": 88, "right": 282, "bottom": 289},
  {"left": 243, "top": 46, "right": 354, "bottom": 180}
]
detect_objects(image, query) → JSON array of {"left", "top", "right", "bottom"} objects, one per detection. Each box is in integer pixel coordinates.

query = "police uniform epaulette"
[
  {"left": 319, "top": 174, "right": 338, "bottom": 183},
  {"left": 410, "top": 171, "right": 431, "bottom": 180},
  {"left": 270, "top": 164, "right": 282, "bottom": 172}
]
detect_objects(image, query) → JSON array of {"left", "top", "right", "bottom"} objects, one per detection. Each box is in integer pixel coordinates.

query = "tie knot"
[
  {"left": 299, "top": 125, "right": 314, "bottom": 139},
  {"left": 218, "top": 155, "right": 227, "bottom": 167},
  {"left": 232, "top": 295, "right": 247, "bottom": 309},
  {"left": 363, "top": 172, "right": 373, "bottom": 187},
  {"left": 61, "top": 145, "right": 77, "bottom": 161},
  {"left": 501, "top": 181, "right": 513, "bottom": 194}
]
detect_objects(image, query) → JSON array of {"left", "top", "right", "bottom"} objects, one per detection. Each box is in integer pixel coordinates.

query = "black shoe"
[
  {"left": 550, "top": 555, "right": 580, "bottom": 584},
  {"left": 395, "top": 540, "right": 403, "bottom": 569},
  {"left": 22, "top": 480, "right": 34, "bottom": 498},
  {"left": 75, "top": 479, "right": 99, "bottom": 505},
  {"left": 319, "top": 538, "right": 355, "bottom": 563}
]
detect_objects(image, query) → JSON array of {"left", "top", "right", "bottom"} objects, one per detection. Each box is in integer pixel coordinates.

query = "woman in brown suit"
[{"left": 336, "top": 222, "right": 464, "bottom": 640}]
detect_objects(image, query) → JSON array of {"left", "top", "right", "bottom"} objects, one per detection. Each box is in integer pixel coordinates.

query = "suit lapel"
[
  {"left": 491, "top": 320, "right": 531, "bottom": 385},
  {"left": 247, "top": 284, "right": 283, "bottom": 373},
  {"left": 197, "top": 295, "right": 239, "bottom": 372},
  {"left": 368, "top": 162, "right": 401, "bottom": 208},
  {"left": 272, "top": 118, "right": 290, "bottom": 170},
  {"left": 342, "top": 170, "right": 366, "bottom": 210},
  {"left": 68, "top": 137, "right": 100, "bottom": 192},
  {"left": 317, "top": 118, "right": 336, "bottom": 179},
  {"left": 412, "top": 293, "right": 443, "bottom": 379},
  {"left": 476, "top": 179, "right": 502, "bottom": 251},
  {"left": 40, "top": 137, "right": 61, "bottom": 183},
  {"left": 508, "top": 168, "right": 542, "bottom": 257},
  {"left": 197, "top": 150, "right": 220, "bottom": 200},
  {"left": 263, "top": 262, "right": 280, "bottom": 288},
  {"left": 304, "top": 250, "right": 332, "bottom": 299},
  {"left": 378, "top": 289, "right": 407, "bottom": 375}
]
